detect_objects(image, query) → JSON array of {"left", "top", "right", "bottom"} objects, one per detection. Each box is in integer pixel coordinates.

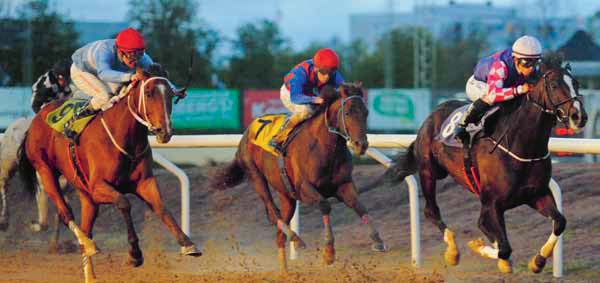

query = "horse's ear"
[
  {"left": 339, "top": 85, "right": 348, "bottom": 98},
  {"left": 357, "top": 81, "right": 363, "bottom": 88}
]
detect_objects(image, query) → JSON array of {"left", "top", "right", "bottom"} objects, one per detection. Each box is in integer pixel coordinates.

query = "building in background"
[
  {"left": 557, "top": 30, "right": 600, "bottom": 89},
  {"left": 350, "top": 1, "right": 579, "bottom": 53}
]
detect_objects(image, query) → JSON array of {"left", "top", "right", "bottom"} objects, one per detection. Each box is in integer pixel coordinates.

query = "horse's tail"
[
  {"left": 384, "top": 142, "right": 418, "bottom": 182},
  {"left": 17, "top": 131, "right": 37, "bottom": 198},
  {"left": 211, "top": 152, "right": 246, "bottom": 190}
]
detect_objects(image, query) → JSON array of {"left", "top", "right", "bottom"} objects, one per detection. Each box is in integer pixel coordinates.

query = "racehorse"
[
  {"left": 18, "top": 65, "right": 200, "bottom": 283},
  {"left": 212, "top": 83, "right": 386, "bottom": 272},
  {"left": 388, "top": 53, "right": 587, "bottom": 273}
]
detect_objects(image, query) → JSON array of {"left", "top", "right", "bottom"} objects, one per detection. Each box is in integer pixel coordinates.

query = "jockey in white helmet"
[{"left": 454, "top": 35, "right": 543, "bottom": 144}]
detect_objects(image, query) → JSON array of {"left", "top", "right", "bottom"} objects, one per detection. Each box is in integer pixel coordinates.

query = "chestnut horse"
[
  {"left": 389, "top": 54, "right": 587, "bottom": 273},
  {"left": 212, "top": 83, "right": 386, "bottom": 271},
  {"left": 18, "top": 65, "right": 200, "bottom": 283}
]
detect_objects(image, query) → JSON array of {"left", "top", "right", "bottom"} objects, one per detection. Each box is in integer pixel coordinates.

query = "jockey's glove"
[{"left": 513, "top": 84, "right": 529, "bottom": 95}]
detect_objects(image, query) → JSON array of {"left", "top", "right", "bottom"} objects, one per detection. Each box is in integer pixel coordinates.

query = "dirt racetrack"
[{"left": 0, "top": 161, "right": 598, "bottom": 283}]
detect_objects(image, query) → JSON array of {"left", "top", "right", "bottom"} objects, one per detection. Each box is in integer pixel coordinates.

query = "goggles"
[
  {"left": 517, "top": 58, "right": 541, "bottom": 68},
  {"left": 119, "top": 49, "right": 144, "bottom": 61},
  {"left": 316, "top": 67, "right": 336, "bottom": 76}
]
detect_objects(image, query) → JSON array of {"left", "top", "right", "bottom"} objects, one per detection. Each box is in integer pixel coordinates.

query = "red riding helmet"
[
  {"left": 115, "top": 27, "right": 145, "bottom": 52},
  {"left": 313, "top": 48, "right": 340, "bottom": 69}
]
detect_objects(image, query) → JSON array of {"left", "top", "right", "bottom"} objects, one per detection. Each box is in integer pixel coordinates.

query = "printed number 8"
[{"left": 441, "top": 112, "right": 464, "bottom": 138}]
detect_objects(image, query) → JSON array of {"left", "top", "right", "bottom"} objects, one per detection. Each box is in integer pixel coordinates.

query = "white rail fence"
[
  {"left": 4, "top": 133, "right": 595, "bottom": 277},
  {"left": 147, "top": 134, "right": 600, "bottom": 278}
]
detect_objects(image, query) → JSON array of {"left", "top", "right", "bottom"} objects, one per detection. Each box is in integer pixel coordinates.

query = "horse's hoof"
[
  {"left": 291, "top": 235, "right": 307, "bottom": 249},
  {"left": 323, "top": 244, "right": 335, "bottom": 265},
  {"left": 528, "top": 254, "right": 546, "bottom": 273},
  {"left": 126, "top": 253, "right": 144, "bottom": 267},
  {"left": 180, "top": 245, "right": 202, "bottom": 257},
  {"left": 48, "top": 241, "right": 59, "bottom": 254},
  {"left": 278, "top": 248, "right": 288, "bottom": 273},
  {"left": 81, "top": 239, "right": 99, "bottom": 257},
  {"left": 371, "top": 242, "right": 387, "bottom": 252},
  {"left": 498, "top": 258, "right": 513, "bottom": 273},
  {"left": 445, "top": 246, "right": 460, "bottom": 266},
  {"left": 29, "top": 221, "right": 48, "bottom": 232},
  {"left": 467, "top": 238, "right": 485, "bottom": 254}
]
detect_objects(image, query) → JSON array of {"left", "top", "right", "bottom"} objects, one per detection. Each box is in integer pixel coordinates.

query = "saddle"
[
  {"left": 45, "top": 99, "right": 96, "bottom": 137},
  {"left": 436, "top": 104, "right": 499, "bottom": 148},
  {"left": 247, "top": 114, "right": 290, "bottom": 156}
]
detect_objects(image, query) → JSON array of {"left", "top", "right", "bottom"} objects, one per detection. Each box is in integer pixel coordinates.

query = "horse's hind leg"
[
  {"left": 92, "top": 180, "right": 143, "bottom": 266},
  {"left": 419, "top": 169, "right": 459, "bottom": 265},
  {"left": 36, "top": 165, "right": 97, "bottom": 257},
  {"left": 336, "top": 181, "right": 386, "bottom": 252},
  {"left": 135, "top": 177, "right": 201, "bottom": 257},
  {"left": 526, "top": 189, "right": 565, "bottom": 273},
  {"left": 0, "top": 156, "right": 18, "bottom": 231},
  {"left": 469, "top": 198, "right": 512, "bottom": 273}
]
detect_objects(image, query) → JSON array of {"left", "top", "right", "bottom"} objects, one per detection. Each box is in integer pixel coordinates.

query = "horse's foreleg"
[
  {"left": 30, "top": 174, "right": 49, "bottom": 232},
  {"left": 0, "top": 158, "right": 17, "bottom": 231},
  {"left": 527, "top": 191, "right": 565, "bottom": 273},
  {"left": 78, "top": 192, "right": 98, "bottom": 283},
  {"left": 92, "top": 180, "right": 144, "bottom": 266},
  {"left": 318, "top": 199, "right": 335, "bottom": 265},
  {"left": 470, "top": 200, "right": 512, "bottom": 273},
  {"left": 277, "top": 193, "right": 298, "bottom": 272},
  {"left": 0, "top": 182, "right": 7, "bottom": 231},
  {"left": 37, "top": 166, "right": 97, "bottom": 257},
  {"left": 135, "top": 177, "right": 201, "bottom": 257},
  {"left": 336, "top": 182, "right": 386, "bottom": 252}
]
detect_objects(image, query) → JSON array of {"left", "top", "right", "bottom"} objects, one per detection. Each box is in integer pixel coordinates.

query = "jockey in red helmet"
[
  {"left": 270, "top": 48, "right": 345, "bottom": 152},
  {"left": 454, "top": 35, "right": 543, "bottom": 145},
  {"left": 64, "top": 27, "right": 155, "bottom": 140}
]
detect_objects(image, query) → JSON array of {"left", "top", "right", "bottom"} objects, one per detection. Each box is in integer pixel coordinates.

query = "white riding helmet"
[{"left": 512, "top": 35, "right": 543, "bottom": 59}]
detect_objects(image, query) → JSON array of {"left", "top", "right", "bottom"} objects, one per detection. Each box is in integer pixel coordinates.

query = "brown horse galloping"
[
  {"left": 18, "top": 65, "right": 200, "bottom": 283},
  {"left": 389, "top": 54, "right": 587, "bottom": 273},
  {"left": 212, "top": 83, "right": 386, "bottom": 272}
]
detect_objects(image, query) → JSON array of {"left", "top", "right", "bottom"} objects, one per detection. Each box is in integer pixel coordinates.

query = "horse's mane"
[
  {"left": 146, "top": 63, "right": 169, "bottom": 78},
  {"left": 541, "top": 52, "right": 564, "bottom": 72}
]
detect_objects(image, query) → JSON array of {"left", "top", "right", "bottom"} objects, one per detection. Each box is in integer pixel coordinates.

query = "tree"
[
  {"left": 435, "top": 35, "right": 487, "bottom": 90},
  {"left": 221, "top": 19, "right": 291, "bottom": 89},
  {"left": 0, "top": 0, "right": 78, "bottom": 86},
  {"left": 128, "top": 0, "right": 219, "bottom": 87}
]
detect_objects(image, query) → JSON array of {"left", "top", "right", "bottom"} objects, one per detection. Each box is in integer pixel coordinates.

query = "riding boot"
[
  {"left": 454, "top": 98, "right": 492, "bottom": 145},
  {"left": 269, "top": 114, "right": 307, "bottom": 154},
  {"left": 63, "top": 103, "right": 98, "bottom": 143}
]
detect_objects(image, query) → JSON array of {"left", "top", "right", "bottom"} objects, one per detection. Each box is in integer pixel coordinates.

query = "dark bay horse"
[
  {"left": 212, "top": 83, "right": 386, "bottom": 271},
  {"left": 18, "top": 65, "right": 200, "bottom": 283},
  {"left": 389, "top": 54, "right": 587, "bottom": 273}
]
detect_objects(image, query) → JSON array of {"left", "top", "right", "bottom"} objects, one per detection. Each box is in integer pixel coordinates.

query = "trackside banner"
[
  {"left": 367, "top": 89, "right": 431, "bottom": 131},
  {"left": 171, "top": 88, "right": 241, "bottom": 131}
]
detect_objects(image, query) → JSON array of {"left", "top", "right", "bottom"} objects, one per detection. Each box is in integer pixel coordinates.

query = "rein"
[
  {"left": 100, "top": 76, "right": 171, "bottom": 160},
  {"left": 324, "top": 95, "right": 364, "bottom": 143}
]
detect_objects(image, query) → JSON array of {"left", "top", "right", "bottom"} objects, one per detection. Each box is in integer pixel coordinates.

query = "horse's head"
[
  {"left": 322, "top": 82, "right": 369, "bottom": 155},
  {"left": 129, "top": 64, "right": 185, "bottom": 144},
  {"left": 530, "top": 53, "right": 587, "bottom": 132}
]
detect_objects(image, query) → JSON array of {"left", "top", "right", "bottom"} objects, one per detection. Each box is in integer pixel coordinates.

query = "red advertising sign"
[{"left": 243, "top": 89, "right": 289, "bottom": 128}]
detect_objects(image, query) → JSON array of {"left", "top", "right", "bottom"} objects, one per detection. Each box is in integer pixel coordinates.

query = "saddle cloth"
[
  {"left": 45, "top": 99, "right": 95, "bottom": 135},
  {"left": 248, "top": 114, "right": 289, "bottom": 156},
  {"left": 435, "top": 104, "right": 499, "bottom": 148}
]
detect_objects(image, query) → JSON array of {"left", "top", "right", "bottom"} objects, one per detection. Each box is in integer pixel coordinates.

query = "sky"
[{"left": 39, "top": 0, "right": 600, "bottom": 48}]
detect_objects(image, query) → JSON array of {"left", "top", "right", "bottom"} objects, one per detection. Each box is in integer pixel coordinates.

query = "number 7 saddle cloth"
[
  {"left": 435, "top": 104, "right": 499, "bottom": 148},
  {"left": 247, "top": 114, "right": 289, "bottom": 156}
]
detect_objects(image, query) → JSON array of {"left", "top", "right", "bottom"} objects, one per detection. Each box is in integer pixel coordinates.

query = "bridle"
[
  {"left": 100, "top": 76, "right": 172, "bottom": 160},
  {"left": 324, "top": 94, "right": 366, "bottom": 144},
  {"left": 526, "top": 68, "right": 582, "bottom": 123}
]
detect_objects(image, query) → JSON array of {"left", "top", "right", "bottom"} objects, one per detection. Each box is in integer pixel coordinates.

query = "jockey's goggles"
[
  {"left": 119, "top": 49, "right": 144, "bottom": 61},
  {"left": 316, "top": 67, "right": 336, "bottom": 76},
  {"left": 517, "top": 58, "right": 541, "bottom": 68}
]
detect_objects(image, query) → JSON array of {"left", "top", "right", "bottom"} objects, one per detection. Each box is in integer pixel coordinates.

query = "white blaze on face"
[
  {"left": 156, "top": 84, "right": 171, "bottom": 131},
  {"left": 563, "top": 74, "right": 581, "bottom": 111}
]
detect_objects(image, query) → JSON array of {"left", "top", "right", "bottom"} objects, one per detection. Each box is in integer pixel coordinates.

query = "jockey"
[
  {"left": 31, "top": 58, "right": 73, "bottom": 113},
  {"left": 454, "top": 35, "right": 543, "bottom": 144},
  {"left": 270, "top": 48, "right": 345, "bottom": 152},
  {"left": 64, "top": 27, "right": 154, "bottom": 139}
]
